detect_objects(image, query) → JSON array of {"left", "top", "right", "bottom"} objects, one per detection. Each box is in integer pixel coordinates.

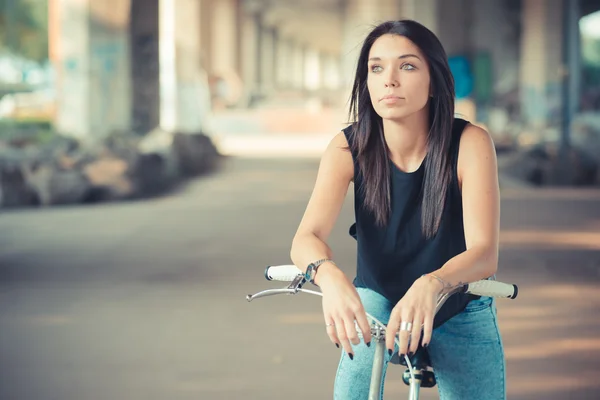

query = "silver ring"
[{"left": 400, "top": 321, "right": 413, "bottom": 332}]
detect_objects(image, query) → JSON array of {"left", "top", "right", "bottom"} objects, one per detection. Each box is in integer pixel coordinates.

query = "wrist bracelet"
[{"left": 423, "top": 273, "right": 451, "bottom": 289}]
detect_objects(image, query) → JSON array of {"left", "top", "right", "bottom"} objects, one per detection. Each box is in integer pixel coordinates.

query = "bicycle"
[{"left": 246, "top": 264, "right": 518, "bottom": 400}]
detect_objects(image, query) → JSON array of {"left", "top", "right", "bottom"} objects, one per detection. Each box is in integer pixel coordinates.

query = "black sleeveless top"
[{"left": 343, "top": 118, "right": 478, "bottom": 328}]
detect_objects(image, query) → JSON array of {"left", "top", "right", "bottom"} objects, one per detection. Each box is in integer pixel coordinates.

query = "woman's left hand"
[{"left": 385, "top": 275, "right": 443, "bottom": 357}]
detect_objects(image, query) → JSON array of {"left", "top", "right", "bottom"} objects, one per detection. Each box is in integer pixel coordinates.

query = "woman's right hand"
[{"left": 316, "top": 264, "right": 372, "bottom": 358}]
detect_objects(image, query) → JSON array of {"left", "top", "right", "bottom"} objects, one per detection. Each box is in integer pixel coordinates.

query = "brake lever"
[{"left": 246, "top": 274, "right": 306, "bottom": 302}]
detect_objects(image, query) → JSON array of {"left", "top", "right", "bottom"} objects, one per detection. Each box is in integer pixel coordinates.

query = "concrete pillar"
[
  {"left": 205, "top": 0, "right": 242, "bottom": 108},
  {"left": 259, "top": 26, "right": 276, "bottom": 94},
  {"left": 304, "top": 48, "right": 321, "bottom": 91},
  {"left": 520, "top": 0, "right": 564, "bottom": 129},
  {"left": 564, "top": 0, "right": 581, "bottom": 128},
  {"left": 321, "top": 53, "right": 341, "bottom": 91},
  {"left": 341, "top": 0, "right": 401, "bottom": 91},
  {"left": 276, "top": 37, "right": 292, "bottom": 89},
  {"left": 471, "top": 0, "right": 520, "bottom": 96},
  {"left": 159, "top": 0, "right": 210, "bottom": 133},
  {"left": 436, "top": 0, "right": 470, "bottom": 55},
  {"left": 50, "top": 0, "right": 132, "bottom": 140},
  {"left": 129, "top": 0, "right": 160, "bottom": 134},
  {"left": 240, "top": 11, "right": 260, "bottom": 104},
  {"left": 210, "top": 0, "right": 240, "bottom": 77},
  {"left": 290, "top": 41, "right": 305, "bottom": 90},
  {"left": 401, "top": 0, "right": 438, "bottom": 34}
]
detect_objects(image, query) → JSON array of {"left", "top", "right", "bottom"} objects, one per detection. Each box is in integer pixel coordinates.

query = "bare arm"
[
  {"left": 290, "top": 131, "right": 354, "bottom": 284},
  {"left": 431, "top": 123, "right": 501, "bottom": 289},
  {"left": 290, "top": 131, "right": 372, "bottom": 354}
]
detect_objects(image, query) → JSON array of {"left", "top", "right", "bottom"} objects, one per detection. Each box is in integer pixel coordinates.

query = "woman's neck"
[{"left": 382, "top": 111, "right": 429, "bottom": 173}]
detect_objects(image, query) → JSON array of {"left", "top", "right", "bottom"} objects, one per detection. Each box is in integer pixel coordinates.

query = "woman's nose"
[{"left": 385, "top": 72, "right": 399, "bottom": 87}]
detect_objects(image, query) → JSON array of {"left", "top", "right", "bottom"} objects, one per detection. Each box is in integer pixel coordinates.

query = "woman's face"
[{"left": 366, "top": 34, "right": 432, "bottom": 121}]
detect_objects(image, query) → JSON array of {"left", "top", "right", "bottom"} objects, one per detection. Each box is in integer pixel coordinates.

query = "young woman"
[{"left": 290, "top": 20, "right": 505, "bottom": 399}]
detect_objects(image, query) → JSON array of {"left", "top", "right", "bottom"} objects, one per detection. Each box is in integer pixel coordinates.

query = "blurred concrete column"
[
  {"left": 401, "top": 0, "right": 438, "bottom": 34},
  {"left": 129, "top": 0, "right": 160, "bottom": 134},
  {"left": 159, "top": 0, "right": 211, "bottom": 133},
  {"left": 259, "top": 26, "right": 276, "bottom": 95},
  {"left": 276, "top": 37, "right": 292, "bottom": 89},
  {"left": 50, "top": 0, "right": 132, "bottom": 140},
  {"left": 436, "top": 0, "right": 469, "bottom": 55},
  {"left": 290, "top": 41, "right": 305, "bottom": 90},
  {"left": 321, "top": 53, "right": 342, "bottom": 91},
  {"left": 519, "top": 0, "right": 564, "bottom": 130},
  {"left": 304, "top": 48, "right": 321, "bottom": 92},
  {"left": 240, "top": 10, "right": 260, "bottom": 105},
  {"left": 341, "top": 0, "right": 400, "bottom": 92},
  {"left": 210, "top": 0, "right": 240, "bottom": 78}
]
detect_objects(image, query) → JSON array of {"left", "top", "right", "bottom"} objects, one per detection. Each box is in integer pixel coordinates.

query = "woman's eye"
[
  {"left": 401, "top": 63, "right": 416, "bottom": 70},
  {"left": 370, "top": 65, "right": 383, "bottom": 73}
]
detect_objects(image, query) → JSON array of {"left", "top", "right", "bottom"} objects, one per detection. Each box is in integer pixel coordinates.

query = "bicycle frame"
[{"left": 246, "top": 274, "right": 463, "bottom": 400}]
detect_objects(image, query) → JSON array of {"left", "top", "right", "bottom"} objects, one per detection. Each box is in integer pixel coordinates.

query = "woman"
[{"left": 290, "top": 20, "right": 505, "bottom": 399}]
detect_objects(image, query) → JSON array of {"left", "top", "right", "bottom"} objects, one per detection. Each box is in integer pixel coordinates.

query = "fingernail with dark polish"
[
  {"left": 409, "top": 352, "right": 414, "bottom": 357},
  {"left": 348, "top": 353, "right": 354, "bottom": 360},
  {"left": 400, "top": 353, "right": 406, "bottom": 358},
  {"left": 366, "top": 341, "right": 371, "bottom": 347},
  {"left": 423, "top": 343, "right": 428, "bottom": 348},
  {"left": 335, "top": 343, "right": 340, "bottom": 349},
  {"left": 388, "top": 349, "right": 393, "bottom": 356}
]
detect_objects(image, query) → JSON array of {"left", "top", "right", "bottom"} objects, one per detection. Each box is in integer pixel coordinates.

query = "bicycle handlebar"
[
  {"left": 264, "top": 264, "right": 519, "bottom": 300},
  {"left": 265, "top": 264, "right": 304, "bottom": 282},
  {"left": 249, "top": 264, "right": 519, "bottom": 400},
  {"left": 463, "top": 279, "right": 518, "bottom": 299}
]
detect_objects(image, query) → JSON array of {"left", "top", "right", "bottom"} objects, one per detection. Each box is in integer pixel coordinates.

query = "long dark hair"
[{"left": 347, "top": 20, "right": 455, "bottom": 239}]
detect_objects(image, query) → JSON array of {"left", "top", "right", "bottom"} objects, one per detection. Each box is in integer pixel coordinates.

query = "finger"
[
  {"left": 386, "top": 310, "right": 401, "bottom": 352},
  {"left": 398, "top": 311, "right": 414, "bottom": 356},
  {"left": 355, "top": 310, "right": 372, "bottom": 346},
  {"left": 335, "top": 317, "right": 353, "bottom": 357},
  {"left": 409, "top": 314, "right": 423, "bottom": 354},
  {"left": 397, "top": 323, "right": 411, "bottom": 356},
  {"left": 344, "top": 316, "right": 360, "bottom": 346},
  {"left": 421, "top": 312, "right": 434, "bottom": 348},
  {"left": 325, "top": 317, "right": 340, "bottom": 348}
]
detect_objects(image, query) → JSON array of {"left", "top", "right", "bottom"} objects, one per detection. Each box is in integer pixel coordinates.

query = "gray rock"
[
  {"left": 23, "top": 164, "right": 91, "bottom": 205},
  {"left": 172, "top": 132, "right": 220, "bottom": 176},
  {"left": 0, "top": 127, "right": 222, "bottom": 208},
  {"left": 501, "top": 142, "right": 597, "bottom": 186}
]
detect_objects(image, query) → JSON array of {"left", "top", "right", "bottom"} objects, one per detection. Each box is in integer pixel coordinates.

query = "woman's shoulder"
[
  {"left": 455, "top": 121, "right": 496, "bottom": 176},
  {"left": 320, "top": 130, "right": 355, "bottom": 180},
  {"left": 456, "top": 120, "right": 493, "bottom": 148},
  {"left": 451, "top": 117, "right": 492, "bottom": 151}
]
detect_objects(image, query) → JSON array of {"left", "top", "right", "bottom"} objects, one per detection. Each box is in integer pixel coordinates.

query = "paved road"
[{"left": 1, "top": 156, "right": 599, "bottom": 400}]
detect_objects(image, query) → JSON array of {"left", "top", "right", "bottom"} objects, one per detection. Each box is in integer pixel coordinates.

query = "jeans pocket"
[{"left": 463, "top": 296, "right": 493, "bottom": 313}]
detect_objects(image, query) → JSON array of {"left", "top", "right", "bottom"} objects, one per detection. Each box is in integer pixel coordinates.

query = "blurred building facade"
[{"left": 47, "top": 0, "right": 600, "bottom": 145}]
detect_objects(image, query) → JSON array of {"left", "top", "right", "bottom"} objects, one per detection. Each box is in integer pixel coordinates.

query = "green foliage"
[
  {"left": 0, "top": 0, "right": 48, "bottom": 62},
  {"left": 0, "top": 117, "right": 54, "bottom": 144}
]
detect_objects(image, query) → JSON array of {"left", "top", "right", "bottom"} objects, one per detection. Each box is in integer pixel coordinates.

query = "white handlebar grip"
[
  {"left": 465, "top": 280, "right": 518, "bottom": 299},
  {"left": 264, "top": 265, "right": 303, "bottom": 282}
]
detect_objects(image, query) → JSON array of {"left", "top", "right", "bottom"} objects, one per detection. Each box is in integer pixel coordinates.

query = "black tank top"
[{"left": 343, "top": 118, "right": 478, "bottom": 328}]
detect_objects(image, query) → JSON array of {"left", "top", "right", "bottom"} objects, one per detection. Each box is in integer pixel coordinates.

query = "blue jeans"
[{"left": 333, "top": 287, "right": 506, "bottom": 399}]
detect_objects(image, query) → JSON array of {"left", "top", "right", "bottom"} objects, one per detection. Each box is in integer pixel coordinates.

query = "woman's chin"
[
  {"left": 375, "top": 104, "right": 429, "bottom": 122},
  {"left": 376, "top": 108, "right": 413, "bottom": 121}
]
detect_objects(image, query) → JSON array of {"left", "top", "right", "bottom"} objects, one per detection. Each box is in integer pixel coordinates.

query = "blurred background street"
[
  {"left": 0, "top": 0, "right": 599, "bottom": 399},
  {"left": 1, "top": 157, "right": 600, "bottom": 399}
]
